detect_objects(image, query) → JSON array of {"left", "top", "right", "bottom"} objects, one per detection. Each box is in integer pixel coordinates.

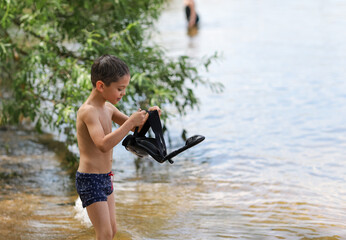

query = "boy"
[{"left": 75, "top": 55, "right": 161, "bottom": 240}]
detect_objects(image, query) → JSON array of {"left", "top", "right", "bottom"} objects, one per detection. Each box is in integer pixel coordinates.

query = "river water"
[{"left": 1, "top": 0, "right": 346, "bottom": 239}]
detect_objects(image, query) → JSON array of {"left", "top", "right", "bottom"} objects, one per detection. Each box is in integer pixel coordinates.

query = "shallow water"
[
  {"left": 113, "top": 0, "right": 346, "bottom": 238},
  {"left": 0, "top": 129, "right": 87, "bottom": 240},
  {"left": 1, "top": 0, "right": 346, "bottom": 239}
]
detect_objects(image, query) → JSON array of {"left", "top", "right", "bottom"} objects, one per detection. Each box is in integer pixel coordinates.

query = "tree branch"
[{"left": 12, "top": 19, "right": 89, "bottom": 61}]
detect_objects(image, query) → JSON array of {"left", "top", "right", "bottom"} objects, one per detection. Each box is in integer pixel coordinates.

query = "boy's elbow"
[
  {"left": 98, "top": 146, "right": 108, "bottom": 153},
  {"left": 95, "top": 142, "right": 109, "bottom": 153}
]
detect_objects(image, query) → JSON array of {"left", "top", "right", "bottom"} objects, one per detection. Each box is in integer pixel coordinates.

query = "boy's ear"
[{"left": 95, "top": 80, "right": 105, "bottom": 92}]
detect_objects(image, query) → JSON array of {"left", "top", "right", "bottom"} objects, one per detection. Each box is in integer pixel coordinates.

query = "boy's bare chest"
[{"left": 98, "top": 109, "right": 112, "bottom": 134}]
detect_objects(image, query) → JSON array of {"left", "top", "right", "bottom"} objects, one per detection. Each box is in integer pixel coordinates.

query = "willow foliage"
[{"left": 0, "top": 0, "right": 221, "bottom": 147}]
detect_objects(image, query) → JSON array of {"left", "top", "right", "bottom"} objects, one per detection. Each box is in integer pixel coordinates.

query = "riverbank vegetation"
[{"left": 0, "top": 0, "right": 221, "bottom": 161}]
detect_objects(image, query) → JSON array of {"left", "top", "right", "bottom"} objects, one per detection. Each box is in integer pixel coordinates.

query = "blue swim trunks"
[{"left": 75, "top": 171, "right": 114, "bottom": 208}]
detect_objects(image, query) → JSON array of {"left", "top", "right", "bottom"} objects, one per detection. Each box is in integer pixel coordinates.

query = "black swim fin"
[
  {"left": 164, "top": 135, "right": 205, "bottom": 163},
  {"left": 122, "top": 110, "right": 205, "bottom": 164}
]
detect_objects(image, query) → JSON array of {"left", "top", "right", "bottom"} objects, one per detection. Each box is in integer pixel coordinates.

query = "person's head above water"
[{"left": 91, "top": 54, "right": 130, "bottom": 87}]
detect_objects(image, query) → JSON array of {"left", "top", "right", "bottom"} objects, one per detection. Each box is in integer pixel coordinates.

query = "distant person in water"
[{"left": 184, "top": 0, "right": 199, "bottom": 28}]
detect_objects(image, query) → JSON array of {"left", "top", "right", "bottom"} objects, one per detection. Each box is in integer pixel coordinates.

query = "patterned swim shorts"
[{"left": 75, "top": 171, "right": 114, "bottom": 208}]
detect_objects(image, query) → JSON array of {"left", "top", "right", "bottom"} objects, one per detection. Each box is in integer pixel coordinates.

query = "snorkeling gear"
[{"left": 122, "top": 110, "right": 205, "bottom": 164}]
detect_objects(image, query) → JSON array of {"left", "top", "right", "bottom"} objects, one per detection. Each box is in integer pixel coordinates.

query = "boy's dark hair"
[{"left": 91, "top": 55, "right": 130, "bottom": 87}]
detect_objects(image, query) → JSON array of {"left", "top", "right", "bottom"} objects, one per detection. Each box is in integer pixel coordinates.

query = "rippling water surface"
[
  {"left": 113, "top": 0, "right": 346, "bottom": 239},
  {"left": 1, "top": 0, "right": 346, "bottom": 239}
]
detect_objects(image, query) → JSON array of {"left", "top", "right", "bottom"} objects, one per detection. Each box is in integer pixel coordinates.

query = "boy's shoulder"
[
  {"left": 77, "top": 102, "right": 116, "bottom": 120},
  {"left": 77, "top": 103, "right": 98, "bottom": 120},
  {"left": 105, "top": 101, "right": 114, "bottom": 108},
  {"left": 105, "top": 101, "right": 117, "bottom": 112}
]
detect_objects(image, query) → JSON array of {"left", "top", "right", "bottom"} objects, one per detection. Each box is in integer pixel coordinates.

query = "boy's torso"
[{"left": 76, "top": 103, "right": 114, "bottom": 174}]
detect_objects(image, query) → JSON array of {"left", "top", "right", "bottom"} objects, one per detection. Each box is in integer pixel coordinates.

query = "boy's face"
[{"left": 101, "top": 74, "right": 130, "bottom": 105}]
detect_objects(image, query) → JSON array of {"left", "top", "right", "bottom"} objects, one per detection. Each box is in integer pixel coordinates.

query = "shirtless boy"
[{"left": 75, "top": 55, "right": 161, "bottom": 239}]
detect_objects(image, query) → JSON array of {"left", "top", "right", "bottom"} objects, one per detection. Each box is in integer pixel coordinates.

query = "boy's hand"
[
  {"left": 129, "top": 110, "right": 148, "bottom": 127},
  {"left": 148, "top": 106, "right": 161, "bottom": 116}
]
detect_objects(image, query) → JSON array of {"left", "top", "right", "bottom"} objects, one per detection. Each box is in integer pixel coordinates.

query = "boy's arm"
[
  {"left": 110, "top": 103, "right": 130, "bottom": 126},
  {"left": 187, "top": 0, "right": 197, "bottom": 28},
  {"left": 81, "top": 106, "right": 137, "bottom": 153},
  {"left": 109, "top": 104, "right": 138, "bottom": 132}
]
